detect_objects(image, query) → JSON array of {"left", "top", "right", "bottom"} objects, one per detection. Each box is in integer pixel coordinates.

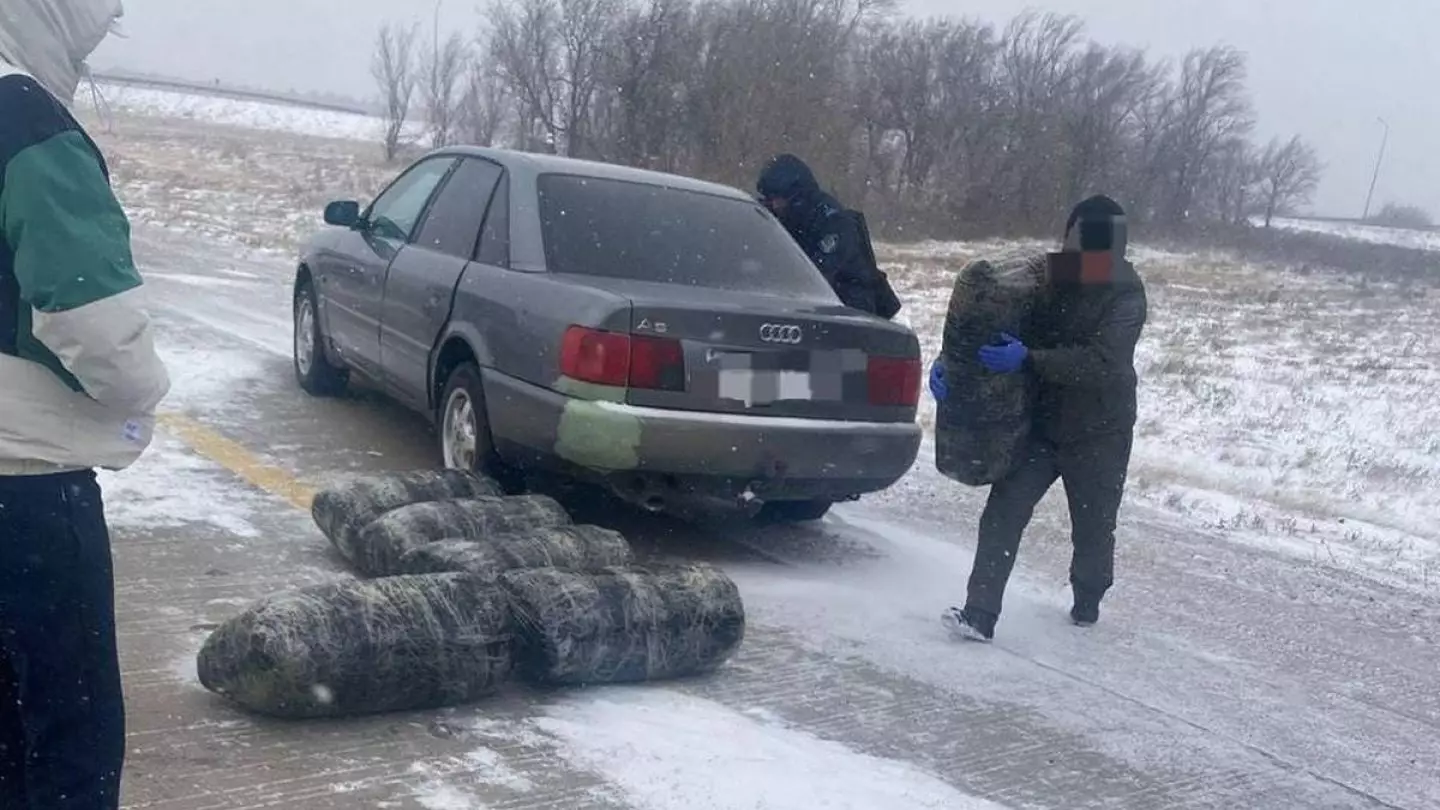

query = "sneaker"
[
  {"left": 1069, "top": 598, "right": 1100, "bottom": 627},
  {"left": 942, "top": 606, "right": 996, "bottom": 642}
]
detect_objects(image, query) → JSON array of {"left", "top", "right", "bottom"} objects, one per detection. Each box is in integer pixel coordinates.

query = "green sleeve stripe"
[{"left": 1, "top": 129, "right": 141, "bottom": 314}]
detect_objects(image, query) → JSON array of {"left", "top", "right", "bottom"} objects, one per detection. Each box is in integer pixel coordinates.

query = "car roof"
[{"left": 430, "top": 146, "right": 753, "bottom": 203}]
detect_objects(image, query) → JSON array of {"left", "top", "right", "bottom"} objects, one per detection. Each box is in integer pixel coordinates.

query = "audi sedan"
[{"left": 292, "top": 146, "right": 922, "bottom": 522}]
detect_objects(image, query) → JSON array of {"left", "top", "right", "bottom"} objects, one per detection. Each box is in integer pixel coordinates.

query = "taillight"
[
  {"left": 629, "top": 334, "right": 686, "bottom": 391},
  {"left": 561, "top": 326, "right": 630, "bottom": 386},
  {"left": 867, "top": 355, "right": 921, "bottom": 406},
  {"left": 560, "top": 326, "right": 686, "bottom": 391}
]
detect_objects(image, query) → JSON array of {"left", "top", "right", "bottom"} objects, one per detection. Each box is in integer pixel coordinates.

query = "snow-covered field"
[
  {"left": 1266, "top": 215, "right": 1440, "bottom": 252},
  {"left": 75, "top": 88, "right": 1440, "bottom": 598},
  {"left": 883, "top": 241, "right": 1440, "bottom": 595},
  {"left": 81, "top": 79, "right": 422, "bottom": 143}
]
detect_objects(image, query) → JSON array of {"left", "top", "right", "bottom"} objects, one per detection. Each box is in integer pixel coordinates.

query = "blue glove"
[
  {"left": 928, "top": 360, "right": 948, "bottom": 401},
  {"left": 978, "top": 333, "right": 1028, "bottom": 374}
]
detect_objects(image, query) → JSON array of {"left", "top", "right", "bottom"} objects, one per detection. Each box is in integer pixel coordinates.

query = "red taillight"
[
  {"left": 560, "top": 326, "right": 686, "bottom": 391},
  {"left": 629, "top": 334, "right": 686, "bottom": 391},
  {"left": 561, "top": 326, "right": 631, "bottom": 386},
  {"left": 867, "top": 355, "right": 921, "bottom": 407}
]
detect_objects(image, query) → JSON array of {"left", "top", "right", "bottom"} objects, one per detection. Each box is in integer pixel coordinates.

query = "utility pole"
[{"left": 1362, "top": 116, "right": 1389, "bottom": 221}]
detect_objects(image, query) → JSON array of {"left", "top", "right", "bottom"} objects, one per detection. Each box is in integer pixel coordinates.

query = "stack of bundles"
[
  {"left": 935, "top": 253, "right": 1046, "bottom": 486},
  {"left": 500, "top": 563, "right": 746, "bottom": 686},
  {"left": 196, "top": 574, "right": 513, "bottom": 718},
  {"left": 399, "top": 525, "right": 634, "bottom": 580},
  {"left": 312, "top": 470, "right": 501, "bottom": 570},
  {"left": 351, "top": 495, "right": 574, "bottom": 577}
]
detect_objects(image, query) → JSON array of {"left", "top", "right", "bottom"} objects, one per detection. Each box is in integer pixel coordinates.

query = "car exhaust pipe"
[{"left": 619, "top": 474, "right": 676, "bottom": 514}]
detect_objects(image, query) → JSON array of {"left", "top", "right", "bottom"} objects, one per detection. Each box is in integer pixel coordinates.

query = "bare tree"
[
  {"left": 459, "top": 39, "right": 509, "bottom": 146},
  {"left": 1156, "top": 46, "right": 1253, "bottom": 224},
  {"left": 372, "top": 23, "right": 420, "bottom": 162},
  {"left": 1257, "top": 135, "right": 1322, "bottom": 227},
  {"left": 424, "top": 31, "right": 470, "bottom": 148},
  {"left": 462, "top": 2, "right": 1325, "bottom": 240}
]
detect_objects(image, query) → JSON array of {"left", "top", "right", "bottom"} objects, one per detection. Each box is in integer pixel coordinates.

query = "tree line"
[{"left": 372, "top": 0, "right": 1328, "bottom": 239}]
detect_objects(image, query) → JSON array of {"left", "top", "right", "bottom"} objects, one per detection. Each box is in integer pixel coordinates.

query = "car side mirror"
[{"left": 324, "top": 200, "right": 362, "bottom": 228}]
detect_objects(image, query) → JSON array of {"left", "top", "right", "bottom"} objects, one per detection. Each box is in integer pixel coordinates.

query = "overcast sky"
[{"left": 92, "top": 0, "right": 1437, "bottom": 218}]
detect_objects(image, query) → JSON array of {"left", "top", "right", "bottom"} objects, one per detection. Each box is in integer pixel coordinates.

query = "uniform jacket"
[
  {"left": 0, "top": 58, "right": 169, "bottom": 475},
  {"left": 758, "top": 154, "right": 881, "bottom": 315}
]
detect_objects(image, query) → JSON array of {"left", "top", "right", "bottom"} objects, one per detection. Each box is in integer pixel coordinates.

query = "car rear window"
[{"left": 536, "top": 173, "right": 837, "bottom": 296}]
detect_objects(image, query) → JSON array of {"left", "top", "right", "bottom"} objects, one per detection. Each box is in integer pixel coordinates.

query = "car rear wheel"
[
  {"left": 294, "top": 281, "right": 348, "bottom": 396},
  {"left": 754, "top": 499, "right": 833, "bottom": 524},
  {"left": 438, "top": 363, "right": 522, "bottom": 492}
]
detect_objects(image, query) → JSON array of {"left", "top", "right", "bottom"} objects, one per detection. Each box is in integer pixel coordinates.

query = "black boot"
[
  {"left": 943, "top": 605, "right": 997, "bottom": 642},
  {"left": 1070, "top": 590, "right": 1102, "bottom": 627}
]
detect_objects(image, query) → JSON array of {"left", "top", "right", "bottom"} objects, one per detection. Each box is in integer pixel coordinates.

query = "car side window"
[
  {"left": 475, "top": 174, "right": 510, "bottom": 267},
  {"left": 412, "top": 158, "right": 504, "bottom": 260},
  {"left": 366, "top": 158, "right": 456, "bottom": 243}
]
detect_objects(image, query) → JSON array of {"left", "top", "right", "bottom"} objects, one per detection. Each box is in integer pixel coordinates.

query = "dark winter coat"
[
  {"left": 1025, "top": 198, "right": 1148, "bottom": 444},
  {"left": 757, "top": 154, "right": 881, "bottom": 315}
]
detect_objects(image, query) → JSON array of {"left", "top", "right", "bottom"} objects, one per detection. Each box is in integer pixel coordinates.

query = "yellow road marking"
[{"left": 157, "top": 412, "right": 316, "bottom": 511}]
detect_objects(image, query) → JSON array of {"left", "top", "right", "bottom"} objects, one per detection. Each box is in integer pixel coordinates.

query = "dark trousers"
[
  {"left": 966, "top": 433, "right": 1133, "bottom": 618},
  {"left": 0, "top": 471, "right": 125, "bottom": 809}
]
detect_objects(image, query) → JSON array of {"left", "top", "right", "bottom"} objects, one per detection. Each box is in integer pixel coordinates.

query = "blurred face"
[{"left": 763, "top": 195, "right": 789, "bottom": 216}]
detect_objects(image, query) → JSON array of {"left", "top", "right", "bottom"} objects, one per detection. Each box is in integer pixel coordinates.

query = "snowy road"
[{"left": 105, "top": 222, "right": 1438, "bottom": 809}]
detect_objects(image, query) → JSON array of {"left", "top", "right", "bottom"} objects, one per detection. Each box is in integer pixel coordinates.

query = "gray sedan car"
[{"left": 292, "top": 147, "right": 922, "bottom": 522}]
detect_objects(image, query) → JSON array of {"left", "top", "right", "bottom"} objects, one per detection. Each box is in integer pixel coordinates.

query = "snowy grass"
[
  {"left": 881, "top": 240, "right": 1440, "bottom": 593},
  {"left": 1266, "top": 216, "right": 1440, "bottom": 253},
  {"left": 79, "top": 81, "right": 421, "bottom": 144}
]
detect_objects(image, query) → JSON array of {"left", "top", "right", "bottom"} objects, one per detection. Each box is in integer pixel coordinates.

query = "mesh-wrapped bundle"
[
  {"left": 936, "top": 254, "right": 1046, "bottom": 486},
  {"left": 352, "top": 495, "right": 573, "bottom": 577},
  {"left": 195, "top": 574, "right": 513, "bottom": 719},
  {"left": 500, "top": 564, "right": 745, "bottom": 686},
  {"left": 398, "top": 525, "right": 634, "bottom": 579},
  {"left": 311, "top": 469, "right": 501, "bottom": 566}
]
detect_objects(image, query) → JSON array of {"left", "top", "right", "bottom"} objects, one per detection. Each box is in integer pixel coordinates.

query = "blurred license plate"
[{"left": 718, "top": 369, "right": 813, "bottom": 405}]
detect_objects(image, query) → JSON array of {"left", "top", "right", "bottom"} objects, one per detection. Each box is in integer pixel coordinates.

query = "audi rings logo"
[{"left": 759, "top": 323, "right": 804, "bottom": 344}]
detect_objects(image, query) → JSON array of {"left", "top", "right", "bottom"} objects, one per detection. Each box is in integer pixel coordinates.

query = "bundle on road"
[
  {"left": 501, "top": 564, "right": 746, "bottom": 686},
  {"left": 196, "top": 574, "right": 514, "bottom": 719},
  {"left": 348, "top": 494, "right": 573, "bottom": 577},
  {"left": 935, "top": 254, "right": 1045, "bottom": 486},
  {"left": 312, "top": 469, "right": 501, "bottom": 565},
  {"left": 399, "top": 525, "right": 634, "bottom": 579}
]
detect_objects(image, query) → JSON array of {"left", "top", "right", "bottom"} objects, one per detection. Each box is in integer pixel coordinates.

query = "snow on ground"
[
  {"left": 78, "top": 80, "right": 423, "bottom": 143},
  {"left": 78, "top": 86, "right": 1440, "bottom": 599},
  {"left": 1266, "top": 216, "right": 1440, "bottom": 252},
  {"left": 527, "top": 688, "right": 1009, "bottom": 810},
  {"left": 880, "top": 239, "right": 1440, "bottom": 595}
]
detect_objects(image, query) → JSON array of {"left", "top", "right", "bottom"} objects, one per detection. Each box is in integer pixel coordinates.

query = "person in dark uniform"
[
  {"left": 756, "top": 154, "right": 893, "bottom": 317},
  {"left": 937, "top": 194, "right": 1147, "bottom": 642}
]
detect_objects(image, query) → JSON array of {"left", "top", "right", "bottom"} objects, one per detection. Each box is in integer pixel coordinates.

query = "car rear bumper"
[{"left": 483, "top": 371, "right": 921, "bottom": 502}]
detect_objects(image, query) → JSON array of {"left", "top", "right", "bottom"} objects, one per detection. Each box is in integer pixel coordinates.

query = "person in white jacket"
[{"left": 0, "top": 2, "right": 169, "bottom": 806}]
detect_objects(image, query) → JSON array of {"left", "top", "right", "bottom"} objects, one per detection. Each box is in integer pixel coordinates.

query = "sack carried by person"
[{"left": 935, "top": 254, "right": 1045, "bottom": 486}]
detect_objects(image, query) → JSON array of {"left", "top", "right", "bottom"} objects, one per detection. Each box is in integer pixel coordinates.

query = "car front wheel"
[{"left": 294, "top": 281, "right": 348, "bottom": 396}]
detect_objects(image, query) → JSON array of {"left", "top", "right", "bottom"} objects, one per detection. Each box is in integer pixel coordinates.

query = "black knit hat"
[{"left": 1064, "top": 194, "right": 1126, "bottom": 251}]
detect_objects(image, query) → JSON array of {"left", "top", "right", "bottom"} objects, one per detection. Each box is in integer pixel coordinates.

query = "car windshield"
[{"left": 536, "top": 173, "right": 837, "bottom": 297}]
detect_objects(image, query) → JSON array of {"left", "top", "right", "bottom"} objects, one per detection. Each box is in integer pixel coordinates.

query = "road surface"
[{"left": 102, "top": 223, "right": 1438, "bottom": 809}]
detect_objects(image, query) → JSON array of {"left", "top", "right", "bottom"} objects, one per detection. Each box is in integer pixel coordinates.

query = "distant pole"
[
  {"left": 1362, "top": 117, "right": 1389, "bottom": 221},
  {"left": 434, "top": 0, "right": 442, "bottom": 54}
]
